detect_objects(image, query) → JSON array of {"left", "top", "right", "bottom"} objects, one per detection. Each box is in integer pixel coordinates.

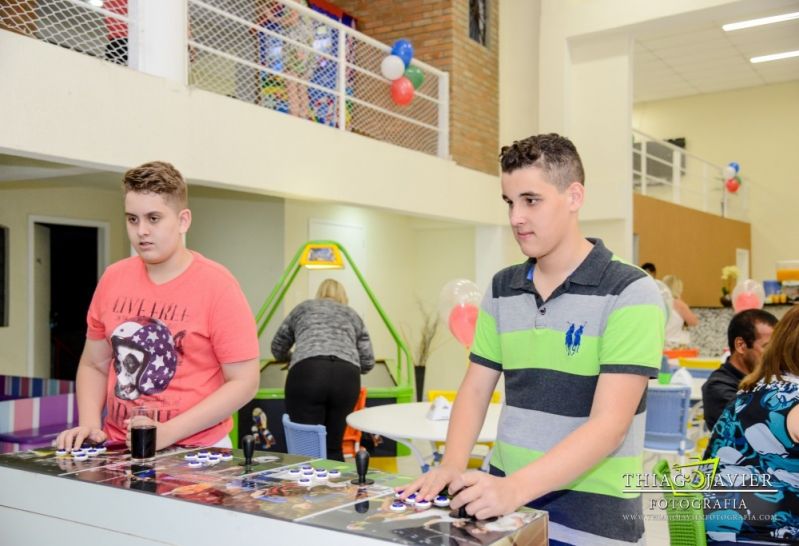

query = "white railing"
[
  {"left": 632, "top": 129, "right": 749, "bottom": 221},
  {"left": 0, "top": 0, "right": 449, "bottom": 159}
]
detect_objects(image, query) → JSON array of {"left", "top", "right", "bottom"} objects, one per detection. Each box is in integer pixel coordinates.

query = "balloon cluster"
[
  {"left": 439, "top": 279, "right": 481, "bottom": 349},
  {"left": 723, "top": 161, "right": 742, "bottom": 194},
  {"left": 732, "top": 279, "right": 765, "bottom": 312},
  {"left": 379, "top": 39, "right": 424, "bottom": 107}
]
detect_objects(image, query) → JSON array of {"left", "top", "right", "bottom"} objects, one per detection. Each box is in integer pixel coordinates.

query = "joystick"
[
  {"left": 242, "top": 434, "right": 255, "bottom": 467},
  {"left": 350, "top": 447, "right": 375, "bottom": 485}
]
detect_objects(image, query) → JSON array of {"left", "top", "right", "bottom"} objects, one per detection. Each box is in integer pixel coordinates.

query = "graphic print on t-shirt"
[{"left": 111, "top": 317, "right": 184, "bottom": 400}]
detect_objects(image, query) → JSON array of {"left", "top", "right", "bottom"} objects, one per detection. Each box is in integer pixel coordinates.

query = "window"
[{"left": 469, "top": 0, "right": 487, "bottom": 46}]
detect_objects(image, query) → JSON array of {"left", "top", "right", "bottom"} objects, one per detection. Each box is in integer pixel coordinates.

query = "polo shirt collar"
[{"left": 509, "top": 238, "right": 612, "bottom": 292}]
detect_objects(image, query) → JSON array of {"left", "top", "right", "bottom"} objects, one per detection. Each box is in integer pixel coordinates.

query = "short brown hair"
[
  {"left": 498, "top": 133, "right": 585, "bottom": 190},
  {"left": 123, "top": 161, "right": 188, "bottom": 209},
  {"left": 740, "top": 305, "right": 799, "bottom": 391}
]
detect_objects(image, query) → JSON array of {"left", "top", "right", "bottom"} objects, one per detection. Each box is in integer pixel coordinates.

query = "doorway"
[{"left": 28, "top": 217, "right": 109, "bottom": 379}]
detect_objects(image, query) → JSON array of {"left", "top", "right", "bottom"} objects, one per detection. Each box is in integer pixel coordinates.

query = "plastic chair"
[
  {"left": 282, "top": 413, "right": 327, "bottom": 459},
  {"left": 342, "top": 387, "right": 367, "bottom": 458},
  {"left": 645, "top": 384, "right": 694, "bottom": 464},
  {"left": 427, "top": 390, "right": 501, "bottom": 470},
  {"left": 653, "top": 459, "right": 707, "bottom": 546}
]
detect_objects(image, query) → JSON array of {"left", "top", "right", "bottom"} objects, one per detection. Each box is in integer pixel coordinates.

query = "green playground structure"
[{"left": 232, "top": 240, "right": 414, "bottom": 456}]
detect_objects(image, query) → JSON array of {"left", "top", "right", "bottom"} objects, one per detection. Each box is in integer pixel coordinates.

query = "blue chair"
[
  {"left": 282, "top": 413, "right": 327, "bottom": 459},
  {"left": 645, "top": 384, "right": 693, "bottom": 463}
]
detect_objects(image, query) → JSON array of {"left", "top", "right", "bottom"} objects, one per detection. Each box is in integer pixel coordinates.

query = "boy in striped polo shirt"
[{"left": 400, "top": 134, "right": 665, "bottom": 545}]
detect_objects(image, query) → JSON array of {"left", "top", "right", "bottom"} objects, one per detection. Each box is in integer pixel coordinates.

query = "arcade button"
[
  {"left": 188, "top": 460, "right": 203, "bottom": 468},
  {"left": 390, "top": 501, "right": 407, "bottom": 512},
  {"left": 415, "top": 499, "right": 432, "bottom": 510},
  {"left": 56, "top": 449, "right": 69, "bottom": 457},
  {"left": 433, "top": 495, "right": 450, "bottom": 507},
  {"left": 220, "top": 453, "right": 233, "bottom": 462},
  {"left": 404, "top": 493, "right": 417, "bottom": 505}
]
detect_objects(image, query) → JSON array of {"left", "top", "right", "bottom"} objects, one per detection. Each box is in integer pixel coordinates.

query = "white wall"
[
  {"left": 187, "top": 187, "right": 285, "bottom": 358},
  {"left": 537, "top": 0, "right": 745, "bottom": 259},
  {"left": 0, "top": 30, "right": 505, "bottom": 227},
  {"left": 0, "top": 182, "right": 129, "bottom": 377},
  {"left": 499, "top": 0, "right": 540, "bottom": 146},
  {"left": 633, "top": 81, "right": 799, "bottom": 280}
]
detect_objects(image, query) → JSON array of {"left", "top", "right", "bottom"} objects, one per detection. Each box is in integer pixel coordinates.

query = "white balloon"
[
  {"left": 439, "top": 279, "right": 482, "bottom": 320},
  {"left": 380, "top": 55, "right": 405, "bottom": 80},
  {"left": 723, "top": 165, "right": 736, "bottom": 180}
]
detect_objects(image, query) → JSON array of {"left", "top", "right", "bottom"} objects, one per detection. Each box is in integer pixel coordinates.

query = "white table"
[{"left": 346, "top": 402, "right": 502, "bottom": 472}]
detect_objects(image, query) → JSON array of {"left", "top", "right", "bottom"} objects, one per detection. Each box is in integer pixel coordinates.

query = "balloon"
[
  {"left": 390, "top": 77, "right": 414, "bottom": 106},
  {"left": 380, "top": 55, "right": 405, "bottom": 80},
  {"left": 728, "top": 161, "right": 740, "bottom": 174},
  {"left": 391, "top": 39, "right": 414, "bottom": 67},
  {"left": 722, "top": 165, "right": 736, "bottom": 180},
  {"left": 731, "top": 279, "right": 765, "bottom": 312},
  {"left": 725, "top": 177, "right": 740, "bottom": 193},
  {"left": 439, "top": 279, "right": 482, "bottom": 320},
  {"left": 448, "top": 304, "right": 479, "bottom": 348},
  {"left": 404, "top": 65, "right": 424, "bottom": 89}
]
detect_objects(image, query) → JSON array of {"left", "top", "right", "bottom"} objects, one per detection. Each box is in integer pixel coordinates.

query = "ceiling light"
[
  {"left": 750, "top": 50, "right": 799, "bottom": 63},
  {"left": 723, "top": 11, "right": 799, "bottom": 31}
]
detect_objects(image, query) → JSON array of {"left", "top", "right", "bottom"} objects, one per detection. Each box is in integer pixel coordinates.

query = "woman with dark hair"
[{"left": 703, "top": 305, "right": 799, "bottom": 544}]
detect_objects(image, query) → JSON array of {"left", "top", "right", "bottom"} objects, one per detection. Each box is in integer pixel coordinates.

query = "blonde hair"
[
  {"left": 315, "top": 279, "right": 348, "bottom": 305},
  {"left": 662, "top": 275, "right": 684, "bottom": 299},
  {"left": 740, "top": 305, "right": 799, "bottom": 391}
]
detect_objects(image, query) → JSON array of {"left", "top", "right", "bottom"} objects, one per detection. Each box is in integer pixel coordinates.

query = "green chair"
[{"left": 653, "top": 459, "right": 707, "bottom": 546}]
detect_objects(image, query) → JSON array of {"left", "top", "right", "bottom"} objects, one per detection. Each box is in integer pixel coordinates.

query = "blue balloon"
[
  {"left": 728, "top": 161, "right": 740, "bottom": 174},
  {"left": 391, "top": 39, "right": 414, "bottom": 67}
]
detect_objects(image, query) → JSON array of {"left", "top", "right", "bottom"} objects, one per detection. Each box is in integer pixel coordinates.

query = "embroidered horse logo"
[{"left": 565, "top": 322, "right": 585, "bottom": 356}]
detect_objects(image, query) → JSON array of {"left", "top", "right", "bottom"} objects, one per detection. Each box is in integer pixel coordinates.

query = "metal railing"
[
  {"left": 0, "top": 1, "right": 450, "bottom": 158},
  {"left": 632, "top": 130, "right": 749, "bottom": 221}
]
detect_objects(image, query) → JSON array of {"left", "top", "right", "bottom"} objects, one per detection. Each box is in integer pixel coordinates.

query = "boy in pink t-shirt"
[{"left": 57, "top": 161, "right": 260, "bottom": 451}]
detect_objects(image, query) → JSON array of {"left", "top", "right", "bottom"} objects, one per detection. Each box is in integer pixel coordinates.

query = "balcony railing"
[
  {"left": 632, "top": 129, "right": 749, "bottom": 221},
  {"left": 1, "top": 0, "right": 450, "bottom": 159}
]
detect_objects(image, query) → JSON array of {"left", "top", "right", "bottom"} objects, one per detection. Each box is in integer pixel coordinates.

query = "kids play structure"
[{"left": 233, "top": 241, "right": 414, "bottom": 456}]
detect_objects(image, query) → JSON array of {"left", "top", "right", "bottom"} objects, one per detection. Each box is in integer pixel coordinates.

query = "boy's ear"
[
  {"left": 178, "top": 208, "right": 192, "bottom": 234},
  {"left": 567, "top": 181, "right": 584, "bottom": 210}
]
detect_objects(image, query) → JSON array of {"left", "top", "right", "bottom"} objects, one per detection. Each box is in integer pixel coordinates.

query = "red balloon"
[
  {"left": 390, "top": 77, "right": 414, "bottom": 106},
  {"left": 733, "top": 292, "right": 761, "bottom": 312},
  {"left": 448, "top": 304, "right": 479, "bottom": 348},
  {"left": 725, "top": 178, "right": 740, "bottom": 193}
]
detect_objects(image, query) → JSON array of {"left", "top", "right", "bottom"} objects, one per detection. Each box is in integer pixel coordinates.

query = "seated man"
[{"left": 702, "top": 309, "right": 777, "bottom": 431}]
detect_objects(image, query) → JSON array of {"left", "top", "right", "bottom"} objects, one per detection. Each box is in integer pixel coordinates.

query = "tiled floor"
[{"left": 381, "top": 442, "right": 673, "bottom": 545}]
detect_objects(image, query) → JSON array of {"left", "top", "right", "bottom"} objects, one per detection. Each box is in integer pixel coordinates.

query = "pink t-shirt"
[{"left": 86, "top": 252, "right": 259, "bottom": 447}]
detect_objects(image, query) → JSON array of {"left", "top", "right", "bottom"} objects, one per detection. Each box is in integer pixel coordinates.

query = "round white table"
[{"left": 346, "top": 402, "right": 502, "bottom": 472}]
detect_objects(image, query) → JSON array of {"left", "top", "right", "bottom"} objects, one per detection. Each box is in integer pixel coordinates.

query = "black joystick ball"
[
  {"left": 350, "top": 447, "right": 375, "bottom": 485},
  {"left": 242, "top": 434, "right": 255, "bottom": 467},
  {"left": 354, "top": 500, "right": 370, "bottom": 514}
]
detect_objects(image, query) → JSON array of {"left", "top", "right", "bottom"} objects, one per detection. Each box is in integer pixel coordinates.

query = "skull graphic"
[{"left": 111, "top": 317, "right": 181, "bottom": 400}]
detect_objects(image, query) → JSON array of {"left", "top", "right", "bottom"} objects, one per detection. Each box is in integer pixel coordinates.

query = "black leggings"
[{"left": 285, "top": 356, "right": 360, "bottom": 462}]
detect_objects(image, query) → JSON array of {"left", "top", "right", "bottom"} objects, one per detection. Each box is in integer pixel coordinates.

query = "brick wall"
[{"left": 335, "top": 0, "right": 499, "bottom": 175}]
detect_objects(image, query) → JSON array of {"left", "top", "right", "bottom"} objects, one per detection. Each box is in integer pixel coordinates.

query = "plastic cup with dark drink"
[{"left": 130, "top": 406, "right": 157, "bottom": 462}]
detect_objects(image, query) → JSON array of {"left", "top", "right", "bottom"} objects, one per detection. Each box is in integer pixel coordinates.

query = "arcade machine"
[{"left": 234, "top": 241, "right": 414, "bottom": 457}]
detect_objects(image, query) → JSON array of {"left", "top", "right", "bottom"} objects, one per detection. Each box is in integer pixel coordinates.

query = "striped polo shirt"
[{"left": 470, "top": 238, "right": 665, "bottom": 545}]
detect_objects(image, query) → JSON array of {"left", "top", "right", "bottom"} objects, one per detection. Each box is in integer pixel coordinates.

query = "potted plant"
[{"left": 404, "top": 301, "right": 441, "bottom": 402}]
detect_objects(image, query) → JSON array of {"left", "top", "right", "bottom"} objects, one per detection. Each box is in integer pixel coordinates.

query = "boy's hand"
[
  {"left": 396, "top": 463, "right": 462, "bottom": 502},
  {"left": 56, "top": 426, "right": 107, "bottom": 451},
  {"left": 449, "top": 471, "right": 524, "bottom": 520}
]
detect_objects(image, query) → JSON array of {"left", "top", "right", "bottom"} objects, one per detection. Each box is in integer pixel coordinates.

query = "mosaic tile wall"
[{"left": 687, "top": 305, "right": 793, "bottom": 356}]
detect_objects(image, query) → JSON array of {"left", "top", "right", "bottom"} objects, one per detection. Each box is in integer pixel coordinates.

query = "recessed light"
[
  {"left": 750, "top": 50, "right": 799, "bottom": 64},
  {"left": 723, "top": 11, "right": 799, "bottom": 31}
]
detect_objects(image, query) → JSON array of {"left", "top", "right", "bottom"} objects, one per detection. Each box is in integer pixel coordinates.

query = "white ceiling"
[{"left": 634, "top": 2, "right": 799, "bottom": 102}]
